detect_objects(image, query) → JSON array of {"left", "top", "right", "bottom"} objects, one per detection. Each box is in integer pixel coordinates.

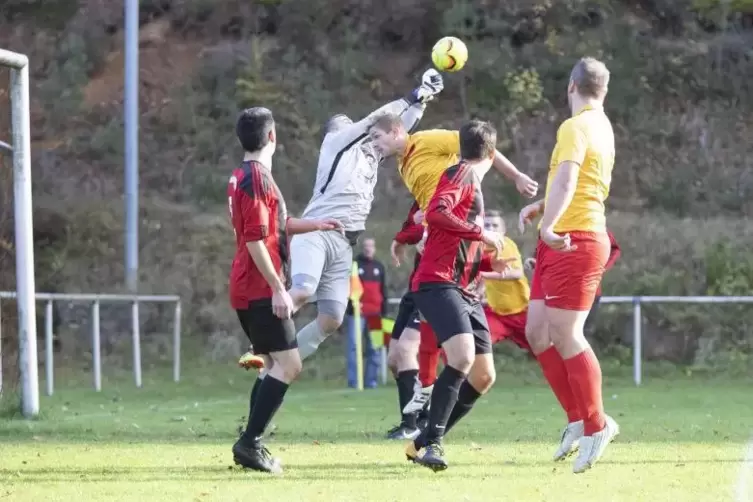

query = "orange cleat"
[{"left": 238, "top": 351, "right": 265, "bottom": 371}]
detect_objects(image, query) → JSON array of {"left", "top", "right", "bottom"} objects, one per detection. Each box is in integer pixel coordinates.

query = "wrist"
[{"left": 270, "top": 279, "right": 286, "bottom": 293}]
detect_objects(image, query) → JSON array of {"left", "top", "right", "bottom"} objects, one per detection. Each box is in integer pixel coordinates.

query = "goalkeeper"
[{"left": 239, "top": 70, "right": 445, "bottom": 381}]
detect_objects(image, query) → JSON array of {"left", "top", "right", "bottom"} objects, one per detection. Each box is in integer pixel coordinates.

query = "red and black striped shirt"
[
  {"left": 412, "top": 162, "right": 485, "bottom": 291},
  {"left": 228, "top": 160, "right": 289, "bottom": 309}
]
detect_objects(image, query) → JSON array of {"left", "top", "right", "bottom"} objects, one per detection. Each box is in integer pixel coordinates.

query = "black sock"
[
  {"left": 396, "top": 370, "right": 419, "bottom": 429},
  {"left": 416, "top": 365, "right": 465, "bottom": 447},
  {"left": 242, "top": 375, "right": 289, "bottom": 446},
  {"left": 444, "top": 380, "right": 482, "bottom": 435},
  {"left": 248, "top": 377, "right": 263, "bottom": 416}
]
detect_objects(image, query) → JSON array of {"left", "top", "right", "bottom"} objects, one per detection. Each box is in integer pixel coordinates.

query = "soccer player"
[
  {"left": 404, "top": 120, "right": 507, "bottom": 471},
  {"left": 239, "top": 70, "right": 444, "bottom": 379},
  {"left": 519, "top": 57, "right": 619, "bottom": 474},
  {"left": 403, "top": 210, "right": 531, "bottom": 415},
  {"left": 369, "top": 112, "right": 538, "bottom": 439},
  {"left": 228, "top": 107, "right": 342, "bottom": 473}
]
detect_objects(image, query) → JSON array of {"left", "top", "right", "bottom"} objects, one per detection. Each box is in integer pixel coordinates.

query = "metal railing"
[
  {"left": 387, "top": 295, "right": 753, "bottom": 386},
  {"left": 0, "top": 292, "right": 182, "bottom": 396}
]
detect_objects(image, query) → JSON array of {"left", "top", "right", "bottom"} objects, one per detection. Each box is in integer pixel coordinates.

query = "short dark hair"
[
  {"left": 485, "top": 209, "right": 503, "bottom": 219},
  {"left": 236, "top": 107, "right": 274, "bottom": 153},
  {"left": 371, "top": 113, "right": 405, "bottom": 133},
  {"left": 571, "top": 57, "right": 610, "bottom": 99},
  {"left": 459, "top": 120, "right": 497, "bottom": 161}
]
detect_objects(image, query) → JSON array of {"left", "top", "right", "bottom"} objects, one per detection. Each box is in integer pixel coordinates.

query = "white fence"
[
  {"left": 0, "top": 292, "right": 182, "bottom": 397},
  {"left": 387, "top": 295, "right": 753, "bottom": 386}
]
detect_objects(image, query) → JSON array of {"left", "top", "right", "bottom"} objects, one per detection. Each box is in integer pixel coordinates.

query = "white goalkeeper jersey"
[{"left": 302, "top": 98, "right": 425, "bottom": 232}]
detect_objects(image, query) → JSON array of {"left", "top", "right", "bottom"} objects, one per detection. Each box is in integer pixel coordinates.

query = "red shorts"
[
  {"left": 530, "top": 231, "right": 609, "bottom": 311},
  {"left": 483, "top": 305, "right": 530, "bottom": 351}
]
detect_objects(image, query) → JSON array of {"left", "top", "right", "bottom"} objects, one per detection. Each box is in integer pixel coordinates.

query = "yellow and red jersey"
[
  {"left": 398, "top": 130, "right": 460, "bottom": 212},
  {"left": 544, "top": 104, "right": 615, "bottom": 233},
  {"left": 484, "top": 237, "right": 530, "bottom": 316}
]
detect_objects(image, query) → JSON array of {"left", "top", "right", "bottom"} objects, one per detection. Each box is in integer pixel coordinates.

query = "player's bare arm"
[
  {"left": 491, "top": 150, "right": 538, "bottom": 198},
  {"left": 539, "top": 160, "right": 580, "bottom": 251},
  {"left": 245, "top": 241, "right": 294, "bottom": 319},
  {"left": 286, "top": 217, "right": 344, "bottom": 236},
  {"left": 518, "top": 199, "right": 545, "bottom": 233}
]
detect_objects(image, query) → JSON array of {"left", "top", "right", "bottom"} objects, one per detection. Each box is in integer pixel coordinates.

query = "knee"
[
  {"left": 317, "top": 314, "right": 342, "bottom": 333},
  {"left": 470, "top": 365, "right": 496, "bottom": 393},
  {"left": 317, "top": 300, "right": 346, "bottom": 331},
  {"left": 446, "top": 347, "right": 474, "bottom": 374},
  {"left": 280, "top": 355, "right": 303, "bottom": 382},
  {"left": 525, "top": 321, "right": 550, "bottom": 355}
]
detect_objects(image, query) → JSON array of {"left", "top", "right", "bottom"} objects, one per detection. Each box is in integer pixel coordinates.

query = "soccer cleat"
[
  {"left": 553, "top": 420, "right": 584, "bottom": 461},
  {"left": 403, "top": 384, "right": 433, "bottom": 414},
  {"left": 415, "top": 442, "right": 448, "bottom": 472},
  {"left": 232, "top": 440, "right": 283, "bottom": 474},
  {"left": 405, "top": 441, "right": 420, "bottom": 462},
  {"left": 572, "top": 415, "right": 620, "bottom": 474},
  {"left": 238, "top": 351, "right": 265, "bottom": 371},
  {"left": 386, "top": 423, "right": 420, "bottom": 440}
]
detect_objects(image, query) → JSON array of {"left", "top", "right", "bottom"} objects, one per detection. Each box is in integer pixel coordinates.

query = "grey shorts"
[{"left": 289, "top": 230, "right": 353, "bottom": 305}]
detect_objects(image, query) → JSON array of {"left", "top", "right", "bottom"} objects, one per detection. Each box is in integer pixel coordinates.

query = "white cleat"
[
  {"left": 554, "top": 420, "right": 584, "bottom": 461},
  {"left": 403, "top": 385, "right": 433, "bottom": 415},
  {"left": 572, "top": 415, "right": 620, "bottom": 474}
]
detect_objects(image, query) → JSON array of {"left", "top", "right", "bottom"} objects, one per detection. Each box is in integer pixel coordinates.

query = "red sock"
[
  {"left": 564, "top": 347, "right": 606, "bottom": 435},
  {"left": 418, "top": 322, "right": 440, "bottom": 387},
  {"left": 536, "top": 346, "right": 582, "bottom": 423}
]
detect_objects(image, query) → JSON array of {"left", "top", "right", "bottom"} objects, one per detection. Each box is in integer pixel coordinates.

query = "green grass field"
[{"left": 0, "top": 365, "right": 751, "bottom": 502}]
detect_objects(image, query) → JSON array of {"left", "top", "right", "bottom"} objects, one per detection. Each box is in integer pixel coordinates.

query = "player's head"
[
  {"left": 484, "top": 209, "right": 506, "bottom": 234},
  {"left": 361, "top": 237, "right": 376, "bottom": 259},
  {"left": 323, "top": 114, "right": 353, "bottom": 139},
  {"left": 568, "top": 57, "right": 610, "bottom": 109},
  {"left": 459, "top": 119, "right": 497, "bottom": 175},
  {"left": 369, "top": 113, "right": 408, "bottom": 157},
  {"left": 236, "top": 107, "right": 276, "bottom": 156}
]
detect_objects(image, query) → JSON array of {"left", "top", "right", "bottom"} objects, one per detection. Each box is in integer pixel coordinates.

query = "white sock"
[{"left": 297, "top": 320, "right": 330, "bottom": 360}]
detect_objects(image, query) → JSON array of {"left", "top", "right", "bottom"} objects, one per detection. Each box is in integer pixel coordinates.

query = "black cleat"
[
  {"left": 415, "top": 442, "right": 448, "bottom": 472},
  {"left": 232, "top": 440, "right": 283, "bottom": 474},
  {"left": 386, "top": 423, "right": 420, "bottom": 440}
]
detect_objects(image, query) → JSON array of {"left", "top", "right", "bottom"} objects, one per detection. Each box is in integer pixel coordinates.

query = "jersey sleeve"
[
  {"left": 416, "top": 130, "right": 460, "bottom": 156},
  {"left": 425, "top": 174, "right": 483, "bottom": 241},
  {"left": 394, "top": 201, "right": 425, "bottom": 245},
  {"left": 553, "top": 119, "right": 588, "bottom": 167},
  {"left": 238, "top": 171, "right": 271, "bottom": 241},
  {"left": 502, "top": 238, "right": 523, "bottom": 270}
]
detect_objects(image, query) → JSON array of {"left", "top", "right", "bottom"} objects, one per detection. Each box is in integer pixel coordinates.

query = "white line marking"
[{"left": 736, "top": 434, "right": 753, "bottom": 502}]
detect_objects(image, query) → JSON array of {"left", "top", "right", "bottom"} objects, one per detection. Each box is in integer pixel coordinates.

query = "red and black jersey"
[
  {"left": 412, "top": 162, "right": 485, "bottom": 291},
  {"left": 346, "top": 255, "right": 387, "bottom": 317},
  {"left": 394, "top": 201, "right": 425, "bottom": 245},
  {"left": 596, "top": 230, "right": 621, "bottom": 296},
  {"left": 228, "top": 160, "right": 289, "bottom": 309}
]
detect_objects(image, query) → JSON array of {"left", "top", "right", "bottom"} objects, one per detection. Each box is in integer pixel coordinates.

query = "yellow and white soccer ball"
[{"left": 431, "top": 36, "right": 468, "bottom": 72}]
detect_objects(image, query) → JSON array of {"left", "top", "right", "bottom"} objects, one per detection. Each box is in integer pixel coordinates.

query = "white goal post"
[{"left": 0, "top": 48, "right": 39, "bottom": 418}]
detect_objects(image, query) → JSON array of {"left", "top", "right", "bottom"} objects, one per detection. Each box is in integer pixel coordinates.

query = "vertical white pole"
[
  {"left": 124, "top": 0, "right": 140, "bottom": 292},
  {"left": 633, "top": 298, "right": 642, "bottom": 386},
  {"left": 92, "top": 301, "right": 101, "bottom": 391},
  {"left": 11, "top": 61, "right": 39, "bottom": 418},
  {"left": 132, "top": 301, "right": 142, "bottom": 388},
  {"left": 44, "top": 301, "right": 53, "bottom": 396},
  {"left": 172, "top": 301, "right": 181, "bottom": 382}
]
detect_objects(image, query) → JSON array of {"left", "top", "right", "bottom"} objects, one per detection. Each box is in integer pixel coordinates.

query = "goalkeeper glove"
[{"left": 409, "top": 69, "right": 444, "bottom": 104}]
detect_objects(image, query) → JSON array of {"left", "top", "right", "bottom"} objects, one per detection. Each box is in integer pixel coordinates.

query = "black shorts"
[
  {"left": 236, "top": 299, "right": 297, "bottom": 355},
  {"left": 391, "top": 292, "right": 421, "bottom": 340},
  {"left": 413, "top": 284, "right": 491, "bottom": 355}
]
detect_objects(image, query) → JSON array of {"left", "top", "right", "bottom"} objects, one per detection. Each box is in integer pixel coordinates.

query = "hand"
[
  {"left": 518, "top": 201, "right": 542, "bottom": 233},
  {"left": 316, "top": 218, "right": 344, "bottom": 234},
  {"left": 515, "top": 173, "right": 539, "bottom": 199},
  {"left": 490, "top": 257, "right": 517, "bottom": 275},
  {"left": 271, "top": 289, "right": 295, "bottom": 319},
  {"left": 412, "top": 209, "right": 424, "bottom": 225},
  {"left": 540, "top": 227, "right": 578, "bottom": 252},
  {"left": 415, "top": 230, "right": 428, "bottom": 255},
  {"left": 390, "top": 240, "right": 406, "bottom": 267},
  {"left": 481, "top": 230, "right": 504, "bottom": 255},
  {"left": 524, "top": 257, "right": 536, "bottom": 271},
  {"left": 411, "top": 69, "right": 444, "bottom": 104}
]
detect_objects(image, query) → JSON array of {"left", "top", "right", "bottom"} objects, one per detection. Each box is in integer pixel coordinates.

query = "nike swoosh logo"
[{"left": 545, "top": 295, "right": 559, "bottom": 300}]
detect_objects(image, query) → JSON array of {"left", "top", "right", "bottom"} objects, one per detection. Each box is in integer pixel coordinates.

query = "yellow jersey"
[
  {"left": 398, "top": 130, "right": 460, "bottom": 211},
  {"left": 545, "top": 104, "right": 615, "bottom": 233},
  {"left": 484, "top": 237, "right": 529, "bottom": 316}
]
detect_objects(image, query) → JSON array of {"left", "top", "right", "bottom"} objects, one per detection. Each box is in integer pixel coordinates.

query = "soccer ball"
[{"left": 431, "top": 36, "right": 468, "bottom": 72}]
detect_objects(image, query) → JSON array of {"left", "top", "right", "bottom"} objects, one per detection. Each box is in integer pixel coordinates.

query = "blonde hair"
[{"left": 570, "top": 57, "right": 610, "bottom": 99}]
